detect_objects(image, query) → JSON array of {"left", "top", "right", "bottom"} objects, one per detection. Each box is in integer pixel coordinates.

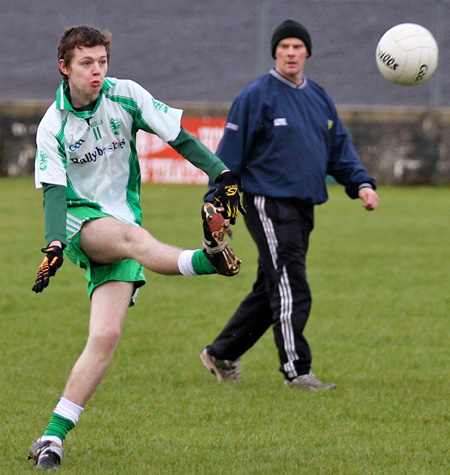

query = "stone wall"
[
  {"left": 1, "top": 102, "right": 449, "bottom": 185},
  {"left": 339, "top": 106, "right": 450, "bottom": 185}
]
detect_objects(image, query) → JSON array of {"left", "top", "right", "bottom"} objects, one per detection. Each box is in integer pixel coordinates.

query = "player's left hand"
[
  {"left": 32, "top": 245, "right": 64, "bottom": 293},
  {"left": 214, "top": 171, "right": 246, "bottom": 225},
  {"left": 359, "top": 187, "right": 379, "bottom": 211}
]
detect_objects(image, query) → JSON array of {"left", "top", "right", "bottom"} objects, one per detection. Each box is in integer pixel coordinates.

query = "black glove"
[
  {"left": 214, "top": 171, "right": 245, "bottom": 225},
  {"left": 32, "top": 246, "right": 64, "bottom": 293}
]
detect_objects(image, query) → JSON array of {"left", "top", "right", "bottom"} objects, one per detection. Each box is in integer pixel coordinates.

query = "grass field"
[{"left": 0, "top": 177, "right": 449, "bottom": 474}]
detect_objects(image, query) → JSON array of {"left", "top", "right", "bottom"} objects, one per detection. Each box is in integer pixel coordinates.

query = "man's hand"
[
  {"left": 32, "top": 245, "right": 64, "bottom": 293},
  {"left": 359, "top": 187, "right": 379, "bottom": 211},
  {"left": 214, "top": 171, "right": 245, "bottom": 225}
]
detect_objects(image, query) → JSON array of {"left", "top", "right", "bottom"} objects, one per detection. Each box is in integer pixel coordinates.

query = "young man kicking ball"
[{"left": 28, "top": 24, "right": 242, "bottom": 469}]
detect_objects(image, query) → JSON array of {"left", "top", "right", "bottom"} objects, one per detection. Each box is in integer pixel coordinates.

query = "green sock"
[
  {"left": 43, "top": 413, "right": 75, "bottom": 442},
  {"left": 192, "top": 249, "right": 216, "bottom": 275}
]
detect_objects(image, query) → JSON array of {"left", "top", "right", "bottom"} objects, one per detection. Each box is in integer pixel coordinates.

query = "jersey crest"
[{"left": 109, "top": 118, "right": 121, "bottom": 136}]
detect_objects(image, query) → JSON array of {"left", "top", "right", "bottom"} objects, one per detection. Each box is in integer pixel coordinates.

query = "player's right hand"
[
  {"left": 32, "top": 245, "right": 64, "bottom": 293},
  {"left": 213, "top": 171, "right": 246, "bottom": 225}
]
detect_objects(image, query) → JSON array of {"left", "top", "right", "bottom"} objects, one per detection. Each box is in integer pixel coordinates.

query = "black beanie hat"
[{"left": 271, "top": 19, "right": 312, "bottom": 58}]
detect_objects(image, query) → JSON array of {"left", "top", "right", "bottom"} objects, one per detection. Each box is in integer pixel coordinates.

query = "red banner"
[{"left": 137, "top": 116, "right": 226, "bottom": 184}]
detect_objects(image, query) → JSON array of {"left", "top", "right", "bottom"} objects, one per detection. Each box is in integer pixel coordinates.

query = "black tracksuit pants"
[{"left": 208, "top": 193, "right": 315, "bottom": 380}]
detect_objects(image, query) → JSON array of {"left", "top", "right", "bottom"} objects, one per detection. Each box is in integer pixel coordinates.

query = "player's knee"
[
  {"left": 124, "top": 226, "right": 150, "bottom": 247},
  {"left": 123, "top": 226, "right": 154, "bottom": 258},
  {"left": 89, "top": 325, "right": 122, "bottom": 353}
]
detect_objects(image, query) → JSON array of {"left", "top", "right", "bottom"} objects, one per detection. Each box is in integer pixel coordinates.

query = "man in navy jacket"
[{"left": 200, "top": 19, "right": 379, "bottom": 389}]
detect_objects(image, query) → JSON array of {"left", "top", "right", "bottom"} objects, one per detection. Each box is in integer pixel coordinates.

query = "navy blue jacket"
[{"left": 211, "top": 69, "right": 376, "bottom": 205}]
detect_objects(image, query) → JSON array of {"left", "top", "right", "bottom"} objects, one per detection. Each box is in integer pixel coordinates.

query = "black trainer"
[
  {"left": 202, "top": 202, "right": 229, "bottom": 248},
  {"left": 28, "top": 439, "right": 63, "bottom": 470},
  {"left": 201, "top": 203, "right": 241, "bottom": 276}
]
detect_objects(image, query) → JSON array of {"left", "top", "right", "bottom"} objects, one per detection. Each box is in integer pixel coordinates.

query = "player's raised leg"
[
  {"left": 79, "top": 210, "right": 241, "bottom": 277},
  {"left": 79, "top": 217, "right": 185, "bottom": 274}
]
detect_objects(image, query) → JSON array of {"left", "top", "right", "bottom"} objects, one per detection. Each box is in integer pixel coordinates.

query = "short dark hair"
[{"left": 57, "top": 25, "right": 112, "bottom": 81}]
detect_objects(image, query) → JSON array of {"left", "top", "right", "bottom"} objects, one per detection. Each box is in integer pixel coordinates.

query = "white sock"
[
  {"left": 178, "top": 250, "right": 198, "bottom": 276},
  {"left": 53, "top": 397, "right": 84, "bottom": 424},
  {"left": 39, "top": 435, "right": 63, "bottom": 446}
]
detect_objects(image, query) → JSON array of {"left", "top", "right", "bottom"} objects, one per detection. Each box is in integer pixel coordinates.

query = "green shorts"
[{"left": 64, "top": 206, "right": 146, "bottom": 303}]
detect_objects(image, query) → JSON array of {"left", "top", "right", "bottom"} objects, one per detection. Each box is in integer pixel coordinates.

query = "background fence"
[{"left": 0, "top": 0, "right": 449, "bottom": 183}]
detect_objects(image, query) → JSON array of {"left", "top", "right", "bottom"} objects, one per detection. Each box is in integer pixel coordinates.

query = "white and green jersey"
[{"left": 36, "top": 78, "right": 189, "bottom": 226}]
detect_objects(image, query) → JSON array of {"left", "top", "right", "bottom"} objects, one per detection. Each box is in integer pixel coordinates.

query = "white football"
[{"left": 375, "top": 23, "right": 439, "bottom": 86}]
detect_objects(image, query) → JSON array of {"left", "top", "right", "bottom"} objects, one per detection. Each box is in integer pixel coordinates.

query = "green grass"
[{"left": 0, "top": 178, "right": 449, "bottom": 474}]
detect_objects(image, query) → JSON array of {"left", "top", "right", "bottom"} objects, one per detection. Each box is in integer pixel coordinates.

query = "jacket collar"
[{"left": 270, "top": 69, "right": 307, "bottom": 90}]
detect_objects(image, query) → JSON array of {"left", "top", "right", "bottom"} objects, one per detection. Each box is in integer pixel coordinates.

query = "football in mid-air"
[{"left": 375, "top": 23, "right": 439, "bottom": 86}]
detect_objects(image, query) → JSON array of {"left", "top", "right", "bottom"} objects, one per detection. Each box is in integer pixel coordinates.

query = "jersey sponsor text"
[{"left": 70, "top": 139, "right": 126, "bottom": 165}]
